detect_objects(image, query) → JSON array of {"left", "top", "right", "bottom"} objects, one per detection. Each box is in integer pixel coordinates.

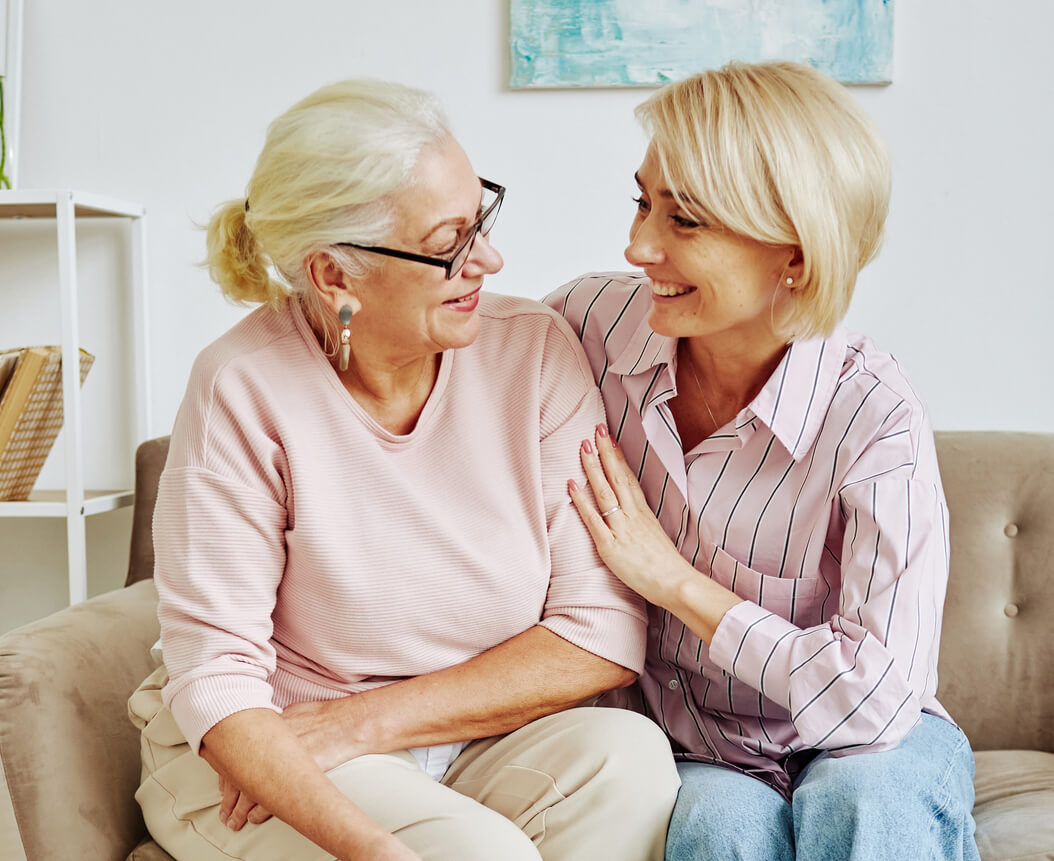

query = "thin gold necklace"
[{"left": 680, "top": 346, "right": 720, "bottom": 432}]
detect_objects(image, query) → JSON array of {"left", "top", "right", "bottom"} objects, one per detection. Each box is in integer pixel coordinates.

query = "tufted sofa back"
[{"left": 935, "top": 431, "right": 1054, "bottom": 753}]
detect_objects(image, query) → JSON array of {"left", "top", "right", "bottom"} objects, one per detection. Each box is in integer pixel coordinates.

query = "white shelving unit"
[{"left": 0, "top": 189, "right": 151, "bottom": 605}]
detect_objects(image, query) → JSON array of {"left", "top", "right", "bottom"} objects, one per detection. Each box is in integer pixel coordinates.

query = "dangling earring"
[{"left": 338, "top": 304, "right": 353, "bottom": 372}]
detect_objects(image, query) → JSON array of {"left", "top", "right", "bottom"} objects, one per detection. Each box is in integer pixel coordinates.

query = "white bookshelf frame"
[
  {"left": 1, "top": 0, "right": 24, "bottom": 188},
  {"left": 0, "top": 189, "right": 151, "bottom": 604}
]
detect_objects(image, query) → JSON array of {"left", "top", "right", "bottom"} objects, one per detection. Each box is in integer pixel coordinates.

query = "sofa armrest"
[{"left": 0, "top": 580, "right": 160, "bottom": 861}]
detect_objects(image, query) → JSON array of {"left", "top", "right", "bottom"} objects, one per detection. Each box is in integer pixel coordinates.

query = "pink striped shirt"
[
  {"left": 154, "top": 293, "right": 646, "bottom": 753},
  {"left": 546, "top": 272, "right": 953, "bottom": 798}
]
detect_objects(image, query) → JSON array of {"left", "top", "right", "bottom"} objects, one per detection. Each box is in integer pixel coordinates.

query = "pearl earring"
[{"left": 785, "top": 277, "right": 794, "bottom": 287}]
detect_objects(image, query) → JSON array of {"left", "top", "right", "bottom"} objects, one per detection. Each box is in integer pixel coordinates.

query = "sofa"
[{"left": 0, "top": 432, "right": 1051, "bottom": 860}]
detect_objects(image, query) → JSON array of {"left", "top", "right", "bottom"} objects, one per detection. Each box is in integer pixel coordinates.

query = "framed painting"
[{"left": 510, "top": 0, "right": 894, "bottom": 88}]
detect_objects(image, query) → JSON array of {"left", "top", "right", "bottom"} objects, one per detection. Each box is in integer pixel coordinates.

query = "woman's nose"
[
  {"left": 465, "top": 230, "right": 504, "bottom": 276},
  {"left": 624, "top": 216, "right": 664, "bottom": 268}
]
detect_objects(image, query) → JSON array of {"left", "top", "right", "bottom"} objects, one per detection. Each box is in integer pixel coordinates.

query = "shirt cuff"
[
  {"left": 165, "top": 673, "right": 280, "bottom": 754},
  {"left": 540, "top": 606, "right": 647, "bottom": 675},
  {"left": 710, "top": 600, "right": 798, "bottom": 701}
]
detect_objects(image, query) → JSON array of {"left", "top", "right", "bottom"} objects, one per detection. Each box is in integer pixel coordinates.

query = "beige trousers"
[{"left": 129, "top": 667, "right": 679, "bottom": 860}]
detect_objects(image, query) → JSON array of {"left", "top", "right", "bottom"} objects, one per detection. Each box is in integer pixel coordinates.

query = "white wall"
[{"left": 2, "top": 0, "right": 1052, "bottom": 630}]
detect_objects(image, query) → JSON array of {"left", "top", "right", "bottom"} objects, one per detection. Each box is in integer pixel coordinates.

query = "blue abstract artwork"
[{"left": 510, "top": 0, "right": 894, "bottom": 87}]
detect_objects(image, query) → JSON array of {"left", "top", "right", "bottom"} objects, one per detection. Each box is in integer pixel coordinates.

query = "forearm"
[
  {"left": 199, "top": 709, "right": 398, "bottom": 859},
  {"left": 710, "top": 602, "right": 922, "bottom": 749},
  {"left": 294, "top": 625, "right": 634, "bottom": 768},
  {"left": 655, "top": 556, "right": 743, "bottom": 645}
]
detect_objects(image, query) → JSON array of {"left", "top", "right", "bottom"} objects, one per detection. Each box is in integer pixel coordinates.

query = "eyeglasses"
[{"left": 337, "top": 178, "right": 504, "bottom": 280}]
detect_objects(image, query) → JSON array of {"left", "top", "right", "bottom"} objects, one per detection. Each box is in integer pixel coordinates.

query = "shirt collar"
[
  {"left": 608, "top": 313, "right": 848, "bottom": 462},
  {"left": 608, "top": 312, "right": 676, "bottom": 377},
  {"left": 748, "top": 326, "right": 848, "bottom": 461}
]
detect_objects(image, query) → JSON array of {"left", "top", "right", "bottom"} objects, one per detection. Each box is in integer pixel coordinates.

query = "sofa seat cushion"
[
  {"left": 127, "top": 835, "right": 175, "bottom": 860},
  {"left": 972, "top": 749, "right": 1054, "bottom": 861}
]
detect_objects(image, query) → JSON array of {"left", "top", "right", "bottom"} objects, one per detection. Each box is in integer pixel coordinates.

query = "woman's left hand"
[
  {"left": 281, "top": 698, "right": 367, "bottom": 772},
  {"left": 568, "top": 424, "right": 695, "bottom": 607}
]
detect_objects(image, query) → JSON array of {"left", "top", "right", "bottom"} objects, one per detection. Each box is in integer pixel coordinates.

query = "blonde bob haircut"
[
  {"left": 637, "top": 60, "right": 891, "bottom": 339},
  {"left": 204, "top": 79, "right": 450, "bottom": 336}
]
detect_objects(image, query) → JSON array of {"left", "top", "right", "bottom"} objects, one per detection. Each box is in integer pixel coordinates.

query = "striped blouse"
[{"left": 545, "top": 272, "right": 954, "bottom": 798}]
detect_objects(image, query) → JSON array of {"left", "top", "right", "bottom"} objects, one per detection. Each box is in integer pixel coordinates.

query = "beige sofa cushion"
[
  {"left": 972, "top": 750, "right": 1054, "bottom": 861},
  {"left": 127, "top": 835, "right": 175, "bottom": 860}
]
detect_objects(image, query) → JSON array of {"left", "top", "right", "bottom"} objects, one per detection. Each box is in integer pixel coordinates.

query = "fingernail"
[
  {"left": 597, "top": 423, "right": 609, "bottom": 439},
  {"left": 568, "top": 479, "right": 579, "bottom": 493},
  {"left": 583, "top": 440, "right": 594, "bottom": 455}
]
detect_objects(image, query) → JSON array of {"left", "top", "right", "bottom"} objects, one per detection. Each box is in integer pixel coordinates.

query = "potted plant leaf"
[{"left": 0, "top": 74, "right": 10, "bottom": 188}]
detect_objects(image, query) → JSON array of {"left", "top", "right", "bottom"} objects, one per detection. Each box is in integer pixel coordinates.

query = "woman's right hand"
[
  {"left": 218, "top": 772, "right": 272, "bottom": 829},
  {"left": 202, "top": 708, "right": 420, "bottom": 858},
  {"left": 215, "top": 696, "right": 369, "bottom": 831}
]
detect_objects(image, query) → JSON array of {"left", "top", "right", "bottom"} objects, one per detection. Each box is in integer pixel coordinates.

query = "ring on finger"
[{"left": 600, "top": 505, "right": 622, "bottom": 518}]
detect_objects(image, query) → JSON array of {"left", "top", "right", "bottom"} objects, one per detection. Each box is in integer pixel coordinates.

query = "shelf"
[
  {"left": 0, "top": 490, "right": 134, "bottom": 518},
  {"left": 0, "top": 188, "right": 150, "bottom": 605},
  {"left": 0, "top": 189, "right": 146, "bottom": 220}
]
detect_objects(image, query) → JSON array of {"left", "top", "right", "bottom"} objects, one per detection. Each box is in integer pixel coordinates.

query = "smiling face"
[
  {"left": 626, "top": 146, "right": 799, "bottom": 349},
  {"left": 347, "top": 135, "right": 504, "bottom": 363}
]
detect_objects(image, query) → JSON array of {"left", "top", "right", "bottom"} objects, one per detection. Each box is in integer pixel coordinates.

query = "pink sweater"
[{"left": 155, "top": 293, "right": 647, "bottom": 752}]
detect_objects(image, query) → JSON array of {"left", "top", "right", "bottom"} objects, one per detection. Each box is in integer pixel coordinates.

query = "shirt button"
[
  {"left": 1004, "top": 523, "right": 1019, "bottom": 538},
  {"left": 1004, "top": 603, "right": 1020, "bottom": 617},
  {"left": 667, "top": 679, "right": 680, "bottom": 690},
  {"left": 650, "top": 627, "right": 660, "bottom": 637}
]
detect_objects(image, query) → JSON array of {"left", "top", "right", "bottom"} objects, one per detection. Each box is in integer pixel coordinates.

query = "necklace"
[{"left": 680, "top": 348, "right": 720, "bottom": 433}]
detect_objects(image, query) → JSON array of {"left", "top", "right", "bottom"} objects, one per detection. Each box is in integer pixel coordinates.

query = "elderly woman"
[
  {"left": 128, "top": 80, "right": 679, "bottom": 861},
  {"left": 548, "top": 61, "right": 980, "bottom": 860}
]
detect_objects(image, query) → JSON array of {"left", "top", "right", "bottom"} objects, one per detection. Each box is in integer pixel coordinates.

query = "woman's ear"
[
  {"left": 783, "top": 247, "right": 805, "bottom": 289},
  {"left": 306, "top": 251, "right": 362, "bottom": 315}
]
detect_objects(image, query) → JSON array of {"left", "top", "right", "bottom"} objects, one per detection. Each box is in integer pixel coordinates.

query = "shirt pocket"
[{"left": 705, "top": 543, "right": 827, "bottom": 627}]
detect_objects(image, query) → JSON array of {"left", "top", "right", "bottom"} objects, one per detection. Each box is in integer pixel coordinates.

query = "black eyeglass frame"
[{"left": 337, "top": 178, "right": 505, "bottom": 280}]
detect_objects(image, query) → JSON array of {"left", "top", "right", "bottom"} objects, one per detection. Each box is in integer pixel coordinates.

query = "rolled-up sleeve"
[
  {"left": 535, "top": 316, "right": 648, "bottom": 673},
  {"left": 154, "top": 348, "right": 291, "bottom": 754},
  {"left": 155, "top": 467, "right": 287, "bottom": 752}
]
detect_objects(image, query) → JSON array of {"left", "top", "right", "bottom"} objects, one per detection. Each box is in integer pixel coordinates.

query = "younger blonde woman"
[{"left": 549, "top": 61, "right": 980, "bottom": 860}]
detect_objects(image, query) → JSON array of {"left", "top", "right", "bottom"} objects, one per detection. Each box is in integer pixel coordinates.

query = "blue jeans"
[{"left": 666, "top": 714, "right": 981, "bottom": 861}]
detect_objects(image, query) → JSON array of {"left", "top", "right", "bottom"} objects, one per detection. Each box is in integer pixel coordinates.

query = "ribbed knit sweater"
[{"left": 155, "top": 293, "right": 648, "bottom": 752}]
